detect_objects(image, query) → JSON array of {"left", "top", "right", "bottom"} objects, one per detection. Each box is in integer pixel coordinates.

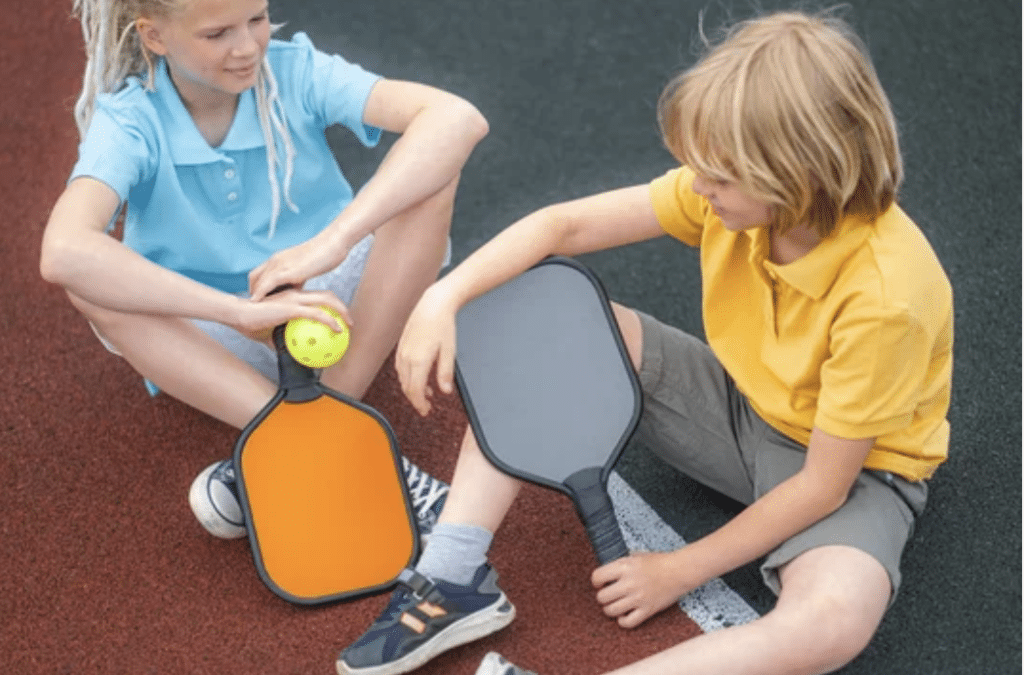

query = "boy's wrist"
[
  {"left": 669, "top": 541, "right": 724, "bottom": 590},
  {"left": 423, "top": 276, "right": 464, "bottom": 315}
]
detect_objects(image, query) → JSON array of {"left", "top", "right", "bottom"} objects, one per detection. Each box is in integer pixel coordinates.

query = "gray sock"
[{"left": 415, "top": 522, "right": 493, "bottom": 586}]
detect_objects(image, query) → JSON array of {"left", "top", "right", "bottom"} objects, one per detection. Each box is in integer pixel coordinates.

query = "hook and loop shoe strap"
[
  {"left": 396, "top": 568, "right": 434, "bottom": 596},
  {"left": 395, "top": 568, "right": 448, "bottom": 634}
]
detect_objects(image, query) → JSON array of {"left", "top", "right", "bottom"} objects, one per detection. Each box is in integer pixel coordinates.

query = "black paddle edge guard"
[
  {"left": 454, "top": 255, "right": 643, "bottom": 565},
  {"left": 231, "top": 331, "right": 421, "bottom": 606}
]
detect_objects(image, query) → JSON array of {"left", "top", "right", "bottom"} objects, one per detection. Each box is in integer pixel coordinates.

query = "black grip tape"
[{"left": 564, "top": 467, "right": 628, "bottom": 565}]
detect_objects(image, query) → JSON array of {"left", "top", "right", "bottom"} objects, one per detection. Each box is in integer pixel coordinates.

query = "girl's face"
[
  {"left": 691, "top": 174, "right": 772, "bottom": 232},
  {"left": 138, "top": 0, "right": 271, "bottom": 106}
]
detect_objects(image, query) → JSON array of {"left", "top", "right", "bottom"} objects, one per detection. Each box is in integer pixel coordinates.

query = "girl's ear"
[{"left": 136, "top": 18, "right": 168, "bottom": 56}]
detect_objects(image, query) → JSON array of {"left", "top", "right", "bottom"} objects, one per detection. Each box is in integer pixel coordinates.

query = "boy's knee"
[
  {"left": 813, "top": 590, "right": 882, "bottom": 663},
  {"left": 774, "top": 586, "right": 885, "bottom": 672},
  {"left": 610, "top": 303, "right": 642, "bottom": 371}
]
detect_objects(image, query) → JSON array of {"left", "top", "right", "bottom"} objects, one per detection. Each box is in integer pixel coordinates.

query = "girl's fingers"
[{"left": 309, "top": 291, "right": 353, "bottom": 326}]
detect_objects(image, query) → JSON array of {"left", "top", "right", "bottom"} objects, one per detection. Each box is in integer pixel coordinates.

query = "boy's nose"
[{"left": 692, "top": 175, "right": 712, "bottom": 197}]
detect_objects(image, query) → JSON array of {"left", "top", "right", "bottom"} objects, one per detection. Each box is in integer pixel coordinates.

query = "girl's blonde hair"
[
  {"left": 658, "top": 10, "right": 902, "bottom": 236},
  {"left": 73, "top": 0, "right": 297, "bottom": 237}
]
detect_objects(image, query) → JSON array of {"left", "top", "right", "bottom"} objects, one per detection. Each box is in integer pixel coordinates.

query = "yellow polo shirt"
[{"left": 649, "top": 167, "right": 953, "bottom": 481}]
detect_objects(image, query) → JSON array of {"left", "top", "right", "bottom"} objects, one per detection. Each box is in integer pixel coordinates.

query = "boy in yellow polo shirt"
[{"left": 337, "top": 10, "right": 952, "bottom": 675}]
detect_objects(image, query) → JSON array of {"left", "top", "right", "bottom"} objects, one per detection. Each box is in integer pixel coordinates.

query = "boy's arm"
[
  {"left": 40, "top": 177, "right": 350, "bottom": 334},
  {"left": 249, "top": 80, "right": 489, "bottom": 300},
  {"left": 593, "top": 427, "right": 875, "bottom": 629},
  {"left": 396, "top": 184, "right": 666, "bottom": 415}
]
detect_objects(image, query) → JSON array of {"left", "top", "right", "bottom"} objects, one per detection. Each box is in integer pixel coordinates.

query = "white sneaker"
[
  {"left": 188, "top": 460, "right": 246, "bottom": 539},
  {"left": 475, "top": 652, "right": 538, "bottom": 675},
  {"left": 401, "top": 457, "right": 449, "bottom": 536}
]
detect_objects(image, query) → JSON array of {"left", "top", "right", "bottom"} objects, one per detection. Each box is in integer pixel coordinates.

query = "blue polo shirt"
[{"left": 70, "top": 33, "right": 382, "bottom": 294}]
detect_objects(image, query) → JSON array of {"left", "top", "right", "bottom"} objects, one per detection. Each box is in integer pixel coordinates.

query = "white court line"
[{"left": 608, "top": 472, "right": 761, "bottom": 632}]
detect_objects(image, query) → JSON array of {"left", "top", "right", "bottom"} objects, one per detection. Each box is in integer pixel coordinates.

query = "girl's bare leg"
[
  {"left": 69, "top": 292, "right": 274, "bottom": 429},
  {"left": 321, "top": 179, "right": 458, "bottom": 398},
  {"left": 66, "top": 180, "right": 458, "bottom": 426}
]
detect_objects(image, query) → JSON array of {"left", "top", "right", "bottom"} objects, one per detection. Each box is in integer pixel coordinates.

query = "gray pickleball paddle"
[{"left": 455, "top": 256, "right": 641, "bottom": 564}]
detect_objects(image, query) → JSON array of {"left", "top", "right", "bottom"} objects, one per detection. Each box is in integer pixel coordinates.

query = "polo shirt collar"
[
  {"left": 751, "top": 215, "right": 872, "bottom": 300},
  {"left": 153, "top": 58, "right": 265, "bottom": 165}
]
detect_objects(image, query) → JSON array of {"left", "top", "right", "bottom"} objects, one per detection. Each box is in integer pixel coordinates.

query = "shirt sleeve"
[
  {"left": 815, "top": 299, "right": 933, "bottom": 439},
  {"left": 291, "top": 32, "right": 382, "bottom": 147},
  {"left": 648, "top": 166, "right": 708, "bottom": 247},
  {"left": 69, "top": 100, "right": 155, "bottom": 205}
]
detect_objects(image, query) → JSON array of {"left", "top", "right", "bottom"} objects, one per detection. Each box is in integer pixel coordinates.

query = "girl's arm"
[
  {"left": 40, "top": 177, "right": 350, "bottom": 333},
  {"left": 397, "top": 183, "right": 666, "bottom": 415},
  {"left": 592, "top": 427, "right": 876, "bottom": 628},
  {"left": 248, "top": 80, "right": 489, "bottom": 300}
]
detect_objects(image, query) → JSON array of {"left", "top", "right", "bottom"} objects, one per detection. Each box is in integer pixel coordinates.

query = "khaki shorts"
[{"left": 634, "top": 311, "right": 927, "bottom": 602}]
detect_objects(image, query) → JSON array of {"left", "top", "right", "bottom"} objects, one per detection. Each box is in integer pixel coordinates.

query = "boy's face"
[
  {"left": 692, "top": 174, "right": 772, "bottom": 232},
  {"left": 138, "top": 0, "right": 272, "bottom": 104}
]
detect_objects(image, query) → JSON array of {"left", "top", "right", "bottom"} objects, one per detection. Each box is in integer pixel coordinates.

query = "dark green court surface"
[{"left": 278, "top": 2, "right": 1021, "bottom": 673}]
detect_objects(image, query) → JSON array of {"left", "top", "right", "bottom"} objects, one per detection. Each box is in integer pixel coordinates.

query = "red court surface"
[
  {"left": 0, "top": 9, "right": 700, "bottom": 673},
  {"left": 6, "top": 3, "right": 1019, "bottom": 675}
]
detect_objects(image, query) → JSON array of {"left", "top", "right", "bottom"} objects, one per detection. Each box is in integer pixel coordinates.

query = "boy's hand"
[
  {"left": 396, "top": 284, "right": 458, "bottom": 416},
  {"left": 592, "top": 551, "right": 692, "bottom": 629}
]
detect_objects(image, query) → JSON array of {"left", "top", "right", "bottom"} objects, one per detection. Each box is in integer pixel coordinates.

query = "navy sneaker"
[
  {"left": 188, "top": 460, "right": 246, "bottom": 539},
  {"left": 337, "top": 565, "right": 515, "bottom": 675},
  {"left": 475, "top": 652, "right": 539, "bottom": 675},
  {"left": 401, "top": 457, "right": 449, "bottom": 537}
]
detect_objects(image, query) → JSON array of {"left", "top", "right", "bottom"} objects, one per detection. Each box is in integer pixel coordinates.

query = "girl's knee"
[
  {"left": 66, "top": 291, "right": 129, "bottom": 342},
  {"left": 395, "top": 177, "right": 459, "bottom": 236}
]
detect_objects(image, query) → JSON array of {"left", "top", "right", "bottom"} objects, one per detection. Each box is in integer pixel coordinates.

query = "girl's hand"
[
  {"left": 248, "top": 234, "right": 346, "bottom": 302},
  {"left": 396, "top": 285, "right": 458, "bottom": 416},
  {"left": 232, "top": 287, "right": 351, "bottom": 340},
  {"left": 591, "top": 551, "right": 694, "bottom": 629}
]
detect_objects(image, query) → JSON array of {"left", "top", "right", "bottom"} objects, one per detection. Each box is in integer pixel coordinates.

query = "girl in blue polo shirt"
[{"left": 40, "top": 0, "right": 488, "bottom": 539}]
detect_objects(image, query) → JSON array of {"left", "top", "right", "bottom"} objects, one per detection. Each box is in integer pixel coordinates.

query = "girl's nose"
[{"left": 232, "top": 29, "right": 259, "bottom": 58}]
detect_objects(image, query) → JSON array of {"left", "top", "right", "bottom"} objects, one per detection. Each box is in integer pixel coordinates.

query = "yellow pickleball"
[{"left": 284, "top": 307, "right": 350, "bottom": 368}]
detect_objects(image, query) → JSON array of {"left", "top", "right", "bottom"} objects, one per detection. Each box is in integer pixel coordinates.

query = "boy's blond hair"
[
  {"left": 658, "top": 10, "right": 903, "bottom": 236},
  {"left": 73, "top": 0, "right": 297, "bottom": 237}
]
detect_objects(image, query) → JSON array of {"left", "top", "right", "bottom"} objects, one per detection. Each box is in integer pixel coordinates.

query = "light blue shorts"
[{"left": 95, "top": 235, "right": 376, "bottom": 394}]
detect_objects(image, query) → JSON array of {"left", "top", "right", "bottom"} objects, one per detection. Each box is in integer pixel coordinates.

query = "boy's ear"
[{"left": 136, "top": 18, "right": 168, "bottom": 56}]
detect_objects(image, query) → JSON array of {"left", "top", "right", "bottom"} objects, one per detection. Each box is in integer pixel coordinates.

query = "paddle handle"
[{"left": 564, "top": 467, "right": 628, "bottom": 565}]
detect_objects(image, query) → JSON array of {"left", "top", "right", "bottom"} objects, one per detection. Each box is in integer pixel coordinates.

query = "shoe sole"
[
  {"left": 188, "top": 463, "right": 247, "bottom": 540},
  {"left": 336, "top": 593, "right": 516, "bottom": 675}
]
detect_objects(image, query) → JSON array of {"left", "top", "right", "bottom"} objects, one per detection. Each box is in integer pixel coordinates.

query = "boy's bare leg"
[
  {"left": 600, "top": 304, "right": 888, "bottom": 675},
  {"left": 436, "top": 425, "right": 524, "bottom": 532},
  {"left": 320, "top": 179, "right": 457, "bottom": 399},
  {"left": 446, "top": 303, "right": 888, "bottom": 675},
  {"left": 423, "top": 303, "right": 639, "bottom": 537},
  {"left": 431, "top": 303, "right": 641, "bottom": 534},
  {"left": 603, "top": 546, "right": 891, "bottom": 675}
]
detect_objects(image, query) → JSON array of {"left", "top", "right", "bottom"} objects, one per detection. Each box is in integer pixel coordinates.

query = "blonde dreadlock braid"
[{"left": 73, "top": 0, "right": 298, "bottom": 236}]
